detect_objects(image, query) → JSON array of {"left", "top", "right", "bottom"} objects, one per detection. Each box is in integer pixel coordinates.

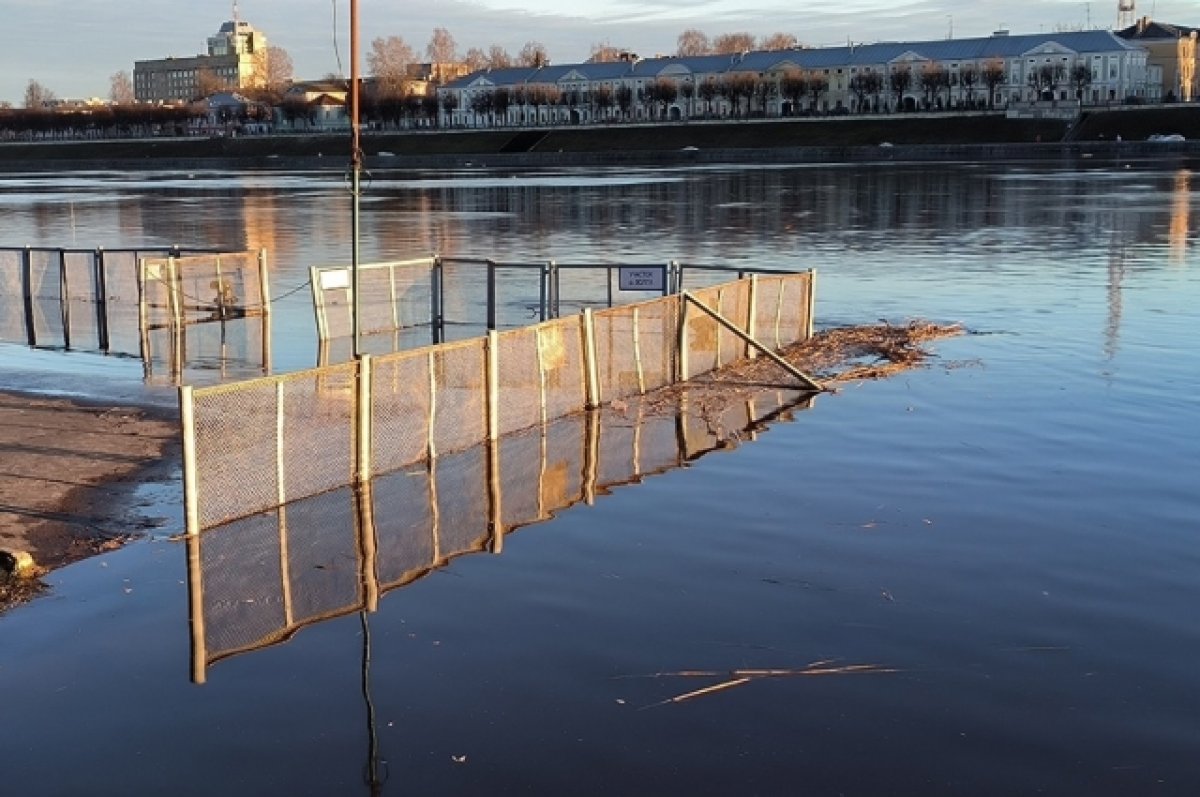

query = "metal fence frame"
[
  {"left": 182, "top": 271, "right": 817, "bottom": 535},
  {"left": 0, "top": 245, "right": 255, "bottom": 366},
  {"left": 310, "top": 256, "right": 803, "bottom": 349}
]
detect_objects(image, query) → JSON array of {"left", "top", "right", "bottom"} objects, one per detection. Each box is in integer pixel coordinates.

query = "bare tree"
[
  {"left": 463, "top": 47, "right": 487, "bottom": 72},
  {"left": 959, "top": 65, "right": 980, "bottom": 107},
  {"left": 761, "top": 32, "right": 798, "bottom": 51},
  {"left": 677, "top": 29, "right": 710, "bottom": 57},
  {"left": 426, "top": 28, "right": 458, "bottom": 83},
  {"left": 779, "top": 70, "right": 808, "bottom": 115},
  {"left": 697, "top": 77, "right": 719, "bottom": 116},
  {"left": 195, "top": 68, "right": 226, "bottom": 99},
  {"left": 589, "top": 43, "right": 623, "bottom": 63},
  {"left": 592, "top": 85, "right": 614, "bottom": 119},
  {"left": 982, "top": 61, "right": 1006, "bottom": 109},
  {"left": 713, "top": 33, "right": 756, "bottom": 55},
  {"left": 488, "top": 45, "right": 513, "bottom": 69},
  {"left": 806, "top": 73, "right": 829, "bottom": 112},
  {"left": 848, "top": 70, "right": 881, "bottom": 112},
  {"left": 267, "top": 46, "right": 295, "bottom": 90},
  {"left": 368, "top": 36, "right": 416, "bottom": 97},
  {"left": 109, "top": 72, "right": 135, "bottom": 105},
  {"left": 889, "top": 66, "right": 912, "bottom": 110},
  {"left": 517, "top": 41, "right": 550, "bottom": 68},
  {"left": 720, "top": 72, "right": 757, "bottom": 116},
  {"left": 23, "top": 79, "right": 55, "bottom": 109},
  {"left": 1070, "top": 63, "right": 1092, "bottom": 101}
]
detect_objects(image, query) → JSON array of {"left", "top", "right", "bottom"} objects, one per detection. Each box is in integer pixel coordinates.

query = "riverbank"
[
  {"left": 2, "top": 106, "right": 1197, "bottom": 171},
  {"left": 0, "top": 391, "right": 178, "bottom": 611}
]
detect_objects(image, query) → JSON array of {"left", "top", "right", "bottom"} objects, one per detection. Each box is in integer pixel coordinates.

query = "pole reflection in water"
[{"left": 184, "top": 384, "right": 817, "bottom": 683}]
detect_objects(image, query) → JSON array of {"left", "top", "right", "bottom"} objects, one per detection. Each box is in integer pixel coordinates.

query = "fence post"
[
  {"left": 258, "top": 249, "right": 273, "bottom": 375},
  {"left": 487, "top": 330, "right": 500, "bottom": 441},
  {"left": 258, "top": 248, "right": 272, "bottom": 318},
  {"left": 582, "top": 308, "right": 600, "bottom": 409},
  {"left": 486, "top": 259, "right": 497, "bottom": 330},
  {"left": 137, "top": 258, "right": 149, "bottom": 363},
  {"left": 356, "top": 355, "right": 373, "bottom": 484},
  {"left": 747, "top": 274, "right": 758, "bottom": 360},
  {"left": 21, "top": 246, "right": 35, "bottom": 346},
  {"left": 431, "top": 256, "right": 443, "bottom": 344},
  {"left": 806, "top": 269, "right": 817, "bottom": 340},
  {"left": 676, "top": 292, "right": 689, "bottom": 383},
  {"left": 186, "top": 530, "right": 207, "bottom": 685},
  {"left": 95, "top": 248, "right": 110, "bottom": 353},
  {"left": 180, "top": 385, "right": 201, "bottom": 537},
  {"left": 59, "top": 250, "right": 72, "bottom": 350},
  {"left": 276, "top": 380, "right": 287, "bottom": 507},
  {"left": 309, "top": 266, "right": 327, "bottom": 342},
  {"left": 538, "top": 262, "right": 548, "bottom": 322}
]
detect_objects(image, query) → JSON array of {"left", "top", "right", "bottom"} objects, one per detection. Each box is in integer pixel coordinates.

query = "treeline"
[{"left": 0, "top": 104, "right": 202, "bottom": 139}]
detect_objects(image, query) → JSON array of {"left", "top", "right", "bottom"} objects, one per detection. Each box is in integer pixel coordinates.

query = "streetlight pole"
[{"left": 350, "top": 0, "right": 363, "bottom": 359}]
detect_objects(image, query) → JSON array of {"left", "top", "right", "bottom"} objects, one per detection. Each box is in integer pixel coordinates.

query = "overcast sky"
[{"left": 1, "top": 1, "right": 1193, "bottom": 105}]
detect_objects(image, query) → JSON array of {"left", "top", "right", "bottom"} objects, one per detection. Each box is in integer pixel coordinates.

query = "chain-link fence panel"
[
  {"left": 494, "top": 326, "right": 543, "bottom": 435},
  {"left": 279, "top": 363, "right": 357, "bottom": 503},
  {"left": 371, "top": 348, "right": 434, "bottom": 475},
  {"left": 0, "top": 250, "right": 24, "bottom": 343},
  {"left": 62, "top": 251, "right": 102, "bottom": 349},
  {"left": 192, "top": 376, "right": 285, "bottom": 529},
  {"left": 28, "top": 250, "right": 65, "bottom": 348},
  {"left": 538, "top": 316, "right": 587, "bottom": 423},
  {"left": 431, "top": 338, "right": 487, "bottom": 458}
]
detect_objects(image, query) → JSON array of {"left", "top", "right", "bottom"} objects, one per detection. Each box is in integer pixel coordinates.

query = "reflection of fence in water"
[{"left": 187, "top": 389, "right": 816, "bottom": 682}]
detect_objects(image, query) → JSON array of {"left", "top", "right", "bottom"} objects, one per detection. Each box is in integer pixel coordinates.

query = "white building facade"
[{"left": 438, "top": 30, "right": 1158, "bottom": 128}]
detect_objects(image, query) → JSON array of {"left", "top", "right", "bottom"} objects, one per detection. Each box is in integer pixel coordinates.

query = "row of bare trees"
[{"left": 0, "top": 104, "right": 202, "bottom": 139}]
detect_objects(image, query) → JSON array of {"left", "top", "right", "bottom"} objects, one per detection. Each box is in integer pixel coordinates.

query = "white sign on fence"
[
  {"left": 319, "top": 268, "right": 352, "bottom": 290},
  {"left": 618, "top": 266, "right": 666, "bottom": 292}
]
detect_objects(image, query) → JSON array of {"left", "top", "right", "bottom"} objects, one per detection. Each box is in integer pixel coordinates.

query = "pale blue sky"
[{"left": 0, "top": 1, "right": 1192, "bottom": 105}]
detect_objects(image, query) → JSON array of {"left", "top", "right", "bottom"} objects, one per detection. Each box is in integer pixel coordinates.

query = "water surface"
[{"left": 0, "top": 160, "right": 1198, "bottom": 795}]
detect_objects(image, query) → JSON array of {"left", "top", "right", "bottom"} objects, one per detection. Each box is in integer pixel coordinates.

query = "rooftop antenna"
[
  {"left": 233, "top": 0, "right": 240, "bottom": 24},
  {"left": 1117, "top": 0, "right": 1135, "bottom": 28}
]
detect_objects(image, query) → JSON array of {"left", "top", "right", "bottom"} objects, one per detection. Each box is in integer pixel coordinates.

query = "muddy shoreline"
[{"left": 0, "top": 390, "right": 179, "bottom": 607}]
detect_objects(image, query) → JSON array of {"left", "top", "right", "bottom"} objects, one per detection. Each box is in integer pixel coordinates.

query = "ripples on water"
[{"left": 0, "top": 162, "right": 1197, "bottom": 795}]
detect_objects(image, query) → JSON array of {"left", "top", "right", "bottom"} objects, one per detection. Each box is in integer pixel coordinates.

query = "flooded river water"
[{"left": 1, "top": 158, "right": 1198, "bottom": 795}]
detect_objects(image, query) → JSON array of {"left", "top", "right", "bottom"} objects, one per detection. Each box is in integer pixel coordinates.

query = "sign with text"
[{"left": 618, "top": 266, "right": 666, "bottom": 292}]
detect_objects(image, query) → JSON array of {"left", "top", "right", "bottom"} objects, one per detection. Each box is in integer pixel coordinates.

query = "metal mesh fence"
[
  {"left": 312, "top": 258, "right": 436, "bottom": 340},
  {"left": 0, "top": 247, "right": 239, "bottom": 354},
  {"left": 184, "top": 272, "right": 814, "bottom": 533}
]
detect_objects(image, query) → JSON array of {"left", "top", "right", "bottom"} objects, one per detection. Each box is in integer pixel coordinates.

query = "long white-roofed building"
[{"left": 438, "top": 30, "right": 1159, "bottom": 128}]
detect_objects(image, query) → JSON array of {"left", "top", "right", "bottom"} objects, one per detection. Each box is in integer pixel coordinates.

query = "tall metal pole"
[{"left": 350, "top": 0, "right": 363, "bottom": 359}]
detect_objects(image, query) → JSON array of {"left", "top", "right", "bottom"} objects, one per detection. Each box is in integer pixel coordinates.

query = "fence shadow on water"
[{"left": 186, "top": 386, "right": 817, "bottom": 683}]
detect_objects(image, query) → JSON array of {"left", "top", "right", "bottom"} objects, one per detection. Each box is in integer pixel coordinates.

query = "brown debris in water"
[
  {"left": 726, "top": 319, "right": 967, "bottom": 386},
  {"left": 0, "top": 575, "right": 48, "bottom": 617},
  {"left": 626, "top": 660, "right": 899, "bottom": 709},
  {"left": 637, "top": 320, "right": 965, "bottom": 424}
]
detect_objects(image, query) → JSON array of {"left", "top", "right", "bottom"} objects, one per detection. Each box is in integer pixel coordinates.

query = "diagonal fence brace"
[{"left": 682, "top": 291, "right": 825, "bottom": 393}]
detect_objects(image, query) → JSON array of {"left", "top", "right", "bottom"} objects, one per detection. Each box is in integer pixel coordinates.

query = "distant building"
[
  {"left": 439, "top": 29, "right": 1157, "bottom": 128},
  {"left": 134, "top": 17, "right": 268, "bottom": 103},
  {"left": 1117, "top": 17, "right": 1199, "bottom": 101}
]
